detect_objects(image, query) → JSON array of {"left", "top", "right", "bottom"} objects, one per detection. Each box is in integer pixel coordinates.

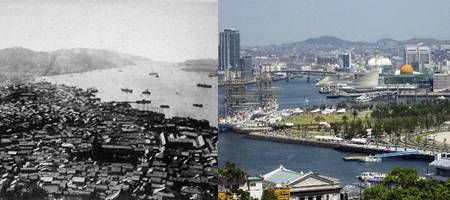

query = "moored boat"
[
  {"left": 358, "top": 172, "right": 386, "bottom": 182},
  {"left": 193, "top": 104, "right": 203, "bottom": 107},
  {"left": 142, "top": 89, "right": 151, "bottom": 95},
  {"left": 135, "top": 99, "right": 151, "bottom": 104},
  {"left": 197, "top": 83, "right": 212, "bottom": 88},
  {"left": 121, "top": 88, "right": 133, "bottom": 93},
  {"left": 355, "top": 94, "right": 372, "bottom": 102}
]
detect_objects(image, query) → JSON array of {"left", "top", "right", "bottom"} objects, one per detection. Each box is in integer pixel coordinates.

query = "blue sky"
[{"left": 220, "top": 0, "right": 450, "bottom": 46}]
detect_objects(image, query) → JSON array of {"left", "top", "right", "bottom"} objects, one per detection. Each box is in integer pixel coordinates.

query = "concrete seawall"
[{"left": 244, "top": 133, "right": 435, "bottom": 161}]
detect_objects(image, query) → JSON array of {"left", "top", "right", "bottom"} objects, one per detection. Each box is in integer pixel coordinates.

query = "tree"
[
  {"left": 235, "top": 189, "right": 257, "bottom": 200},
  {"left": 365, "top": 114, "right": 372, "bottom": 128},
  {"left": 372, "top": 122, "right": 384, "bottom": 147},
  {"left": 262, "top": 190, "right": 278, "bottom": 200},
  {"left": 219, "top": 162, "right": 248, "bottom": 191},
  {"left": 363, "top": 167, "right": 450, "bottom": 200},
  {"left": 330, "top": 122, "right": 340, "bottom": 136},
  {"left": 352, "top": 110, "right": 358, "bottom": 121}
]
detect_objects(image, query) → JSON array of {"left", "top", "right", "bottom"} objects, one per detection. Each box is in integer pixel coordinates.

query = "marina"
[
  {"left": 219, "top": 131, "right": 429, "bottom": 186},
  {"left": 219, "top": 76, "right": 438, "bottom": 186}
]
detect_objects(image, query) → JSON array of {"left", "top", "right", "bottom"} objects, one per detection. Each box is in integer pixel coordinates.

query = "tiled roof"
[{"left": 261, "top": 165, "right": 307, "bottom": 185}]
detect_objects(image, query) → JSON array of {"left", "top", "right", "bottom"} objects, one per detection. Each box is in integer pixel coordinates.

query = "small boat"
[
  {"left": 135, "top": 100, "right": 151, "bottom": 104},
  {"left": 318, "top": 86, "right": 332, "bottom": 94},
  {"left": 326, "top": 93, "right": 340, "bottom": 99},
  {"left": 363, "top": 155, "right": 382, "bottom": 162},
  {"left": 355, "top": 94, "right": 372, "bottom": 103},
  {"left": 142, "top": 89, "right": 151, "bottom": 95},
  {"left": 193, "top": 104, "right": 203, "bottom": 107},
  {"left": 160, "top": 105, "right": 170, "bottom": 108},
  {"left": 358, "top": 172, "right": 386, "bottom": 182},
  {"left": 197, "top": 83, "right": 212, "bottom": 88},
  {"left": 121, "top": 88, "right": 133, "bottom": 93},
  {"left": 343, "top": 156, "right": 366, "bottom": 161},
  {"left": 149, "top": 72, "right": 159, "bottom": 78},
  {"left": 438, "top": 96, "right": 446, "bottom": 100},
  {"left": 208, "top": 72, "right": 217, "bottom": 77},
  {"left": 343, "top": 155, "right": 380, "bottom": 162}
]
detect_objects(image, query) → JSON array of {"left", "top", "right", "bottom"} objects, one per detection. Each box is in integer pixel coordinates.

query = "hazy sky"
[
  {"left": 0, "top": 0, "right": 217, "bottom": 62},
  {"left": 220, "top": 0, "right": 450, "bottom": 46}
]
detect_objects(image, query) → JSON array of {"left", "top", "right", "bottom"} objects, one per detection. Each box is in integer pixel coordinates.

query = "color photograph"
[{"left": 218, "top": 0, "right": 450, "bottom": 200}]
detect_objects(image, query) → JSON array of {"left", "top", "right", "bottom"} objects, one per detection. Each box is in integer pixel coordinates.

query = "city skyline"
[{"left": 220, "top": 0, "right": 450, "bottom": 46}]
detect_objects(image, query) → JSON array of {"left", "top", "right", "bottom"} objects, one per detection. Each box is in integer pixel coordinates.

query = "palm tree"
[
  {"left": 330, "top": 122, "right": 340, "bottom": 136},
  {"left": 352, "top": 110, "right": 358, "bottom": 121}
]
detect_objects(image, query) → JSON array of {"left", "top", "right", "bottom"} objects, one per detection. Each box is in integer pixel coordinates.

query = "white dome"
[{"left": 368, "top": 56, "right": 392, "bottom": 66}]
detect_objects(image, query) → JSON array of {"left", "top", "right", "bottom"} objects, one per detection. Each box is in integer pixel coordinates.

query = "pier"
[
  {"left": 244, "top": 132, "right": 435, "bottom": 161},
  {"left": 376, "top": 150, "right": 418, "bottom": 158}
]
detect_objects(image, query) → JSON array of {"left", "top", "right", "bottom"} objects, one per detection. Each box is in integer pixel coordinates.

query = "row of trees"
[
  {"left": 329, "top": 113, "right": 371, "bottom": 139},
  {"left": 364, "top": 167, "right": 450, "bottom": 200},
  {"left": 326, "top": 100, "right": 450, "bottom": 148},
  {"left": 370, "top": 100, "right": 450, "bottom": 148}
]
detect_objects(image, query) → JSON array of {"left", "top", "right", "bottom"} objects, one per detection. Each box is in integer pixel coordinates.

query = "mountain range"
[
  {"left": 247, "top": 36, "right": 450, "bottom": 56},
  {"left": 0, "top": 47, "right": 145, "bottom": 82}
]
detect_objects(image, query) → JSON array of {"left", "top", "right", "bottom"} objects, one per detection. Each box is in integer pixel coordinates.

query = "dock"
[{"left": 245, "top": 132, "right": 435, "bottom": 161}]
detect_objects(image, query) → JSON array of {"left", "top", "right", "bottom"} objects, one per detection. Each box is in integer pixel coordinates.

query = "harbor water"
[
  {"left": 219, "top": 131, "right": 429, "bottom": 186},
  {"left": 219, "top": 76, "right": 430, "bottom": 186},
  {"left": 37, "top": 60, "right": 218, "bottom": 126}
]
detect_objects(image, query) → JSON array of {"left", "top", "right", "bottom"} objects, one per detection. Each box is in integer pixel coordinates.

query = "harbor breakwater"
[{"left": 244, "top": 132, "right": 435, "bottom": 161}]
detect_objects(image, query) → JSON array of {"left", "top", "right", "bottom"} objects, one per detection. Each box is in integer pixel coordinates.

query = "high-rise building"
[
  {"left": 341, "top": 54, "right": 351, "bottom": 69},
  {"left": 219, "top": 29, "right": 240, "bottom": 71},
  {"left": 317, "top": 55, "right": 338, "bottom": 65},
  {"left": 240, "top": 56, "right": 253, "bottom": 82},
  {"left": 404, "top": 45, "right": 431, "bottom": 72}
]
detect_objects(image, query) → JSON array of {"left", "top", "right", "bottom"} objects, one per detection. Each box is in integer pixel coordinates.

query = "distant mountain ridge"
[
  {"left": 0, "top": 47, "right": 148, "bottom": 82},
  {"left": 248, "top": 36, "right": 450, "bottom": 56}
]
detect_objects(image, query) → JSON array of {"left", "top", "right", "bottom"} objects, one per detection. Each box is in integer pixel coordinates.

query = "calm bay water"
[
  {"left": 37, "top": 60, "right": 218, "bottom": 126},
  {"left": 219, "top": 76, "right": 430, "bottom": 186}
]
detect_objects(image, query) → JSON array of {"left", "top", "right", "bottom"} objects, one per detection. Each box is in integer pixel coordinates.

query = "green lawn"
[{"left": 278, "top": 111, "right": 373, "bottom": 127}]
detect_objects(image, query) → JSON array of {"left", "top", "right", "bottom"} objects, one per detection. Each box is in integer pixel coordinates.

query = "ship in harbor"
[
  {"left": 219, "top": 99, "right": 279, "bottom": 132},
  {"left": 142, "top": 89, "right": 151, "bottom": 95},
  {"left": 135, "top": 99, "right": 151, "bottom": 104},
  {"left": 149, "top": 72, "right": 159, "bottom": 78},
  {"left": 121, "top": 88, "right": 133, "bottom": 93},
  {"left": 357, "top": 172, "right": 386, "bottom": 183},
  {"left": 197, "top": 83, "right": 212, "bottom": 88},
  {"left": 355, "top": 94, "right": 372, "bottom": 103}
]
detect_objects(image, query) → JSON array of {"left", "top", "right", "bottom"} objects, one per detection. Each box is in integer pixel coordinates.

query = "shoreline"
[{"left": 242, "top": 132, "right": 435, "bottom": 161}]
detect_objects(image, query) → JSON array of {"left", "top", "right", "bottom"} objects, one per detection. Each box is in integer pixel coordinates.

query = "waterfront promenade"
[{"left": 245, "top": 132, "right": 437, "bottom": 160}]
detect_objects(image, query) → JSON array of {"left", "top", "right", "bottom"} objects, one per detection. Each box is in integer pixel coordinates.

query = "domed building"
[
  {"left": 368, "top": 56, "right": 392, "bottom": 67},
  {"left": 395, "top": 64, "right": 420, "bottom": 75},
  {"left": 400, "top": 64, "right": 414, "bottom": 74},
  {"left": 384, "top": 63, "right": 432, "bottom": 85},
  {"left": 367, "top": 56, "right": 393, "bottom": 74}
]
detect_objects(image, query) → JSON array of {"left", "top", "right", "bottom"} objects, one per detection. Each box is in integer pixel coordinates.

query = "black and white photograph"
[{"left": 0, "top": 0, "right": 217, "bottom": 199}]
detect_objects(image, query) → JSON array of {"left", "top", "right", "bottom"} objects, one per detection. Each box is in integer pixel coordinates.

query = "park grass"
[
  {"left": 286, "top": 129, "right": 333, "bottom": 137},
  {"left": 278, "top": 111, "right": 373, "bottom": 127}
]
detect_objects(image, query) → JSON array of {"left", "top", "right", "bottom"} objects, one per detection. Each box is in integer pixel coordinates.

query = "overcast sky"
[
  {"left": 0, "top": 0, "right": 217, "bottom": 62},
  {"left": 220, "top": 0, "right": 450, "bottom": 46}
]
